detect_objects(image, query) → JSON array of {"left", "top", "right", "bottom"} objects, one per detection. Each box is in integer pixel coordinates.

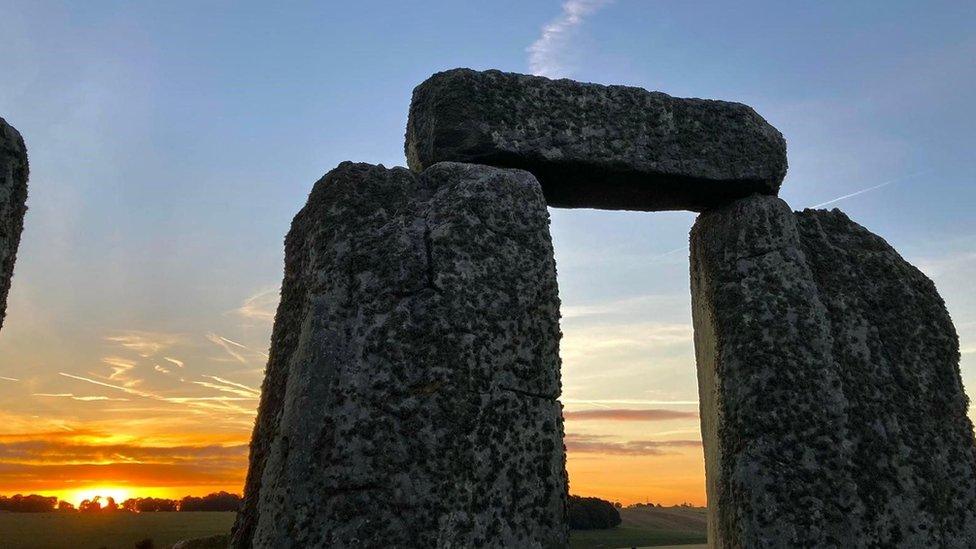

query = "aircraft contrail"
[{"left": 810, "top": 170, "right": 930, "bottom": 209}]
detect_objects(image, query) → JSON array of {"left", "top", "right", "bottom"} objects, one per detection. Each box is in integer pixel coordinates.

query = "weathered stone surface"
[
  {"left": 232, "top": 161, "right": 567, "bottom": 548},
  {"left": 405, "top": 68, "right": 787, "bottom": 212},
  {"left": 0, "top": 117, "right": 28, "bottom": 332},
  {"left": 691, "top": 195, "right": 976, "bottom": 548}
]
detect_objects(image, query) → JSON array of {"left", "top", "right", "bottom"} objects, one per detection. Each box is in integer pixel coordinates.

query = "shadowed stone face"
[
  {"left": 406, "top": 68, "right": 787, "bottom": 212},
  {"left": 232, "top": 161, "right": 567, "bottom": 548},
  {"left": 691, "top": 195, "right": 976, "bottom": 548},
  {"left": 0, "top": 117, "right": 28, "bottom": 332}
]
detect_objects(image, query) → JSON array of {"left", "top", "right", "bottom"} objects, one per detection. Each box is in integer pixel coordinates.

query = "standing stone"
[
  {"left": 406, "top": 68, "right": 787, "bottom": 212},
  {"left": 232, "top": 161, "right": 567, "bottom": 548},
  {"left": 0, "top": 117, "right": 28, "bottom": 332},
  {"left": 691, "top": 195, "right": 976, "bottom": 548}
]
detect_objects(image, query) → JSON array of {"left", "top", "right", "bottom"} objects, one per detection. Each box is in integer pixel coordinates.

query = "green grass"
[
  {"left": 569, "top": 528, "right": 705, "bottom": 548},
  {"left": 569, "top": 506, "right": 707, "bottom": 548},
  {"left": 0, "top": 511, "right": 235, "bottom": 549},
  {"left": 0, "top": 506, "right": 707, "bottom": 548}
]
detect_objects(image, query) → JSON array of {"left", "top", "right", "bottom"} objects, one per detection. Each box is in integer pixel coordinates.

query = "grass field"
[
  {"left": 0, "top": 506, "right": 706, "bottom": 548},
  {"left": 569, "top": 506, "right": 707, "bottom": 548},
  {"left": 0, "top": 512, "right": 235, "bottom": 549}
]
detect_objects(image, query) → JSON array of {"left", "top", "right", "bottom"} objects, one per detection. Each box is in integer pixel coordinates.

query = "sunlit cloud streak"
[
  {"left": 102, "top": 356, "right": 137, "bottom": 381},
  {"left": 33, "top": 393, "right": 129, "bottom": 402},
  {"left": 564, "top": 409, "right": 698, "bottom": 421},
  {"left": 58, "top": 372, "right": 256, "bottom": 416},
  {"left": 203, "top": 375, "right": 259, "bottom": 397},
  {"left": 205, "top": 332, "right": 266, "bottom": 364},
  {"left": 563, "top": 398, "right": 699, "bottom": 406},
  {"left": 565, "top": 433, "right": 702, "bottom": 456},
  {"left": 104, "top": 331, "right": 184, "bottom": 357},
  {"left": 163, "top": 357, "right": 184, "bottom": 368},
  {"left": 527, "top": 0, "right": 613, "bottom": 78},
  {"left": 231, "top": 287, "right": 279, "bottom": 324},
  {"left": 0, "top": 376, "right": 19, "bottom": 382}
]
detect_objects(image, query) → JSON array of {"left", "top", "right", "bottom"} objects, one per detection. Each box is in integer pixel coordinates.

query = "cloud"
[
  {"left": 565, "top": 433, "right": 702, "bottom": 456},
  {"left": 104, "top": 331, "right": 184, "bottom": 357},
  {"left": 564, "top": 409, "right": 698, "bottom": 421},
  {"left": 206, "top": 332, "right": 268, "bottom": 364},
  {"left": 0, "top": 376, "right": 19, "bottom": 382},
  {"left": 0, "top": 435, "right": 248, "bottom": 491},
  {"left": 563, "top": 398, "right": 699, "bottom": 406},
  {"left": 154, "top": 365, "right": 171, "bottom": 374},
  {"left": 102, "top": 357, "right": 137, "bottom": 380},
  {"left": 527, "top": 0, "right": 613, "bottom": 78},
  {"left": 191, "top": 375, "right": 260, "bottom": 400},
  {"left": 561, "top": 322, "right": 693, "bottom": 364},
  {"left": 162, "top": 357, "right": 184, "bottom": 368},
  {"left": 231, "top": 287, "right": 279, "bottom": 324},
  {"left": 33, "top": 393, "right": 129, "bottom": 402},
  {"left": 58, "top": 372, "right": 256, "bottom": 416},
  {"left": 561, "top": 294, "right": 687, "bottom": 321}
]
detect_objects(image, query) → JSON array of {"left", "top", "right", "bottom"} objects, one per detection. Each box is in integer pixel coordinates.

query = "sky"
[{"left": 0, "top": 0, "right": 973, "bottom": 507}]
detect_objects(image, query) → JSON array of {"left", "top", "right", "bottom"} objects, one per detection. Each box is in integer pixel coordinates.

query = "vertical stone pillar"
[
  {"left": 0, "top": 117, "right": 28, "bottom": 332},
  {"left": 232, "top": 161, "right": 567, "bottom": 548},
  {"left": 691, "top": 194, "right": 976, "bottom": 547}
]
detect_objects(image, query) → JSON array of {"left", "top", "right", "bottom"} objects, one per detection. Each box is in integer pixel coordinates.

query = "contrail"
[
  {"left": 810, "top": 170, "right": 930, "bottom": 209},
  {"left": 527, "top": 0, "right": 613, "bottom": 78}
]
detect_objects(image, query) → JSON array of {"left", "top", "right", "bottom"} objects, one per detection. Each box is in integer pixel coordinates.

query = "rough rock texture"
[
  {"left": 691, "top": 194, "right": 976, "bottom": 548},
  {"left": 0, "top": 117, "right": 28, "bottom": 332},
  {"left": 232, "top": 161, "right": 567, "bottom": 548},
  {"left": 405, "top": 68, "right": 787, "bottom": 212}
]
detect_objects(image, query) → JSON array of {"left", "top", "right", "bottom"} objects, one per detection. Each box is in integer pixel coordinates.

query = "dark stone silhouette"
[
  {"left": 690, "top": 195, "right": 976, "bottom": 547},
  {"left": 406, "top": 69, "right": 786, "bottom": 212},
  {"left": 0, "top": 116, "right": 28, "bottom": 331},
  {"left": 232, "top": 161, "right": 566, "bottom": 548}
]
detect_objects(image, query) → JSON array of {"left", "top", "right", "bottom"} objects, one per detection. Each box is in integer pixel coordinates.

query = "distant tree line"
[
  {"left": 567, "top": 495, "right": 622, "bottom": 530},
  {"left": 0, "top": 492, "right": 241, "bottom": 513},
  {"left": 0, "top": 494, "right": 58, "bottom": 512}
]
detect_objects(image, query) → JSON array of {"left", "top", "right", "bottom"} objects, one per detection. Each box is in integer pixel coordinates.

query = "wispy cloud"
[
  {"left": 561, "top": 294, "right": 686, "bottom": 321},
  {"left": 231, "top": 287, "right": 279, "bottom": 324},
  {"left": 809, "top": 170, "right": 930, "bottom": 209},
  {"left": 0, "top": 376, "right": 19, "bottom": 382},
  {"left": 561, "top": 322, "right": 693, "bottom": 364},
  {"left": 564, "top": 409, "right": 698, "bottom": 421},
  {"left": 58, "top": 372, "right": 256, "bottom": 416},
  {"left": 162, "top": 357, "right": 184, "bottom": 368},
  {"left": 205, "top": 332, "right": 268, "bottom": 364},
  {"left": 565, "top": 433, "right": 702, "bottom": 456},
  {"left": 104, "top": 331, "right": 183, "bottom": 357},
  {"left": 102, "top": 356, "right": 137, "bottom": 381},
  {"left": 527, "top": 0, "right": 613, "bottom": 78},
  {"left": 563, "top": 398, "right": 699, "bottom": 406},
  {"left": 192, "top": 375, "right": 260, "bottom": 399},
  {"left": 33, "top": 393, "right": 129, "bottom": 402}
]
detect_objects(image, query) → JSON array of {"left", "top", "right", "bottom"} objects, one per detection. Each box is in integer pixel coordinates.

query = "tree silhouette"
[
  {"left": 567, "top": 495, "right": 622, "bottom": 530},
  {"left": 0, "top": 494, "right": 57, "bottom": 512}
]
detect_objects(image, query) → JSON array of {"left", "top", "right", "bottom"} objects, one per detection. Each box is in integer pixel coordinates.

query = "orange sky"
[
  {"left": 0, "top": 420, "right": 706, "bottom": 507},
  {"left": 0, "top": 399, "right": 705, "bottom": 507}
]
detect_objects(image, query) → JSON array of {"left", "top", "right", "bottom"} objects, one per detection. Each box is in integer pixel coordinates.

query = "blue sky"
[{"left": 0, "top": 0, "right": 973, "bottom": 503}]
